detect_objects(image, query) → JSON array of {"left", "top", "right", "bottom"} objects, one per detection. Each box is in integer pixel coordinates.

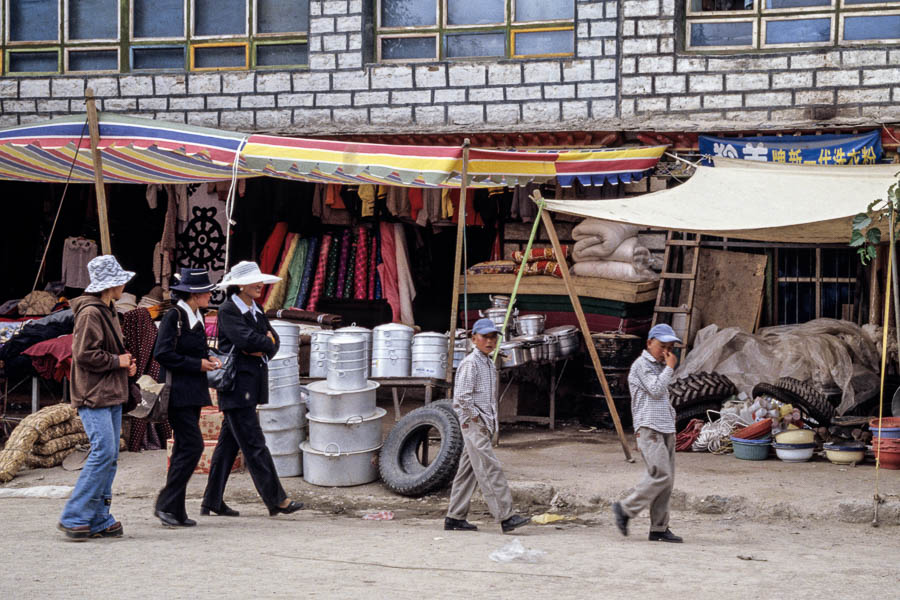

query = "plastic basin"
[
  {"left": 772, "top": 442, "right": 815, "bottom": 462},
  {"left": 774, "top": 429, "right": 815, "bottom": 445},
  {"left": 731, "top": 436, "right": 771, "bottom": 460},
  {"left": 823, "top": 443, "right": 865, "bottom": 465}
]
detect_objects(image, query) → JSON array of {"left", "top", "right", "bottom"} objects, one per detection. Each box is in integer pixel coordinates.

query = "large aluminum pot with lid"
[
  {"left": 498, "top": 341, "right": 528, "bottom": 369},
  {"left": 515, "top": 314, "right": 546, "bottom": 336},
  {"left": 335, "top": 325, "right": 373, "bottom": 376},
  {"left": 304, "top": 380, "right": 379, "bottom": 422},
  {"left": 372, "top": 323, "right": 414, "bottom": 345},
  {"left": 543, "top": 334, "right": 561, "bottom": 360},
  {"left": 489, "top": 294, "right": 511, "bottom": 309},
  {"left": 479, "top": 307, "right": 516, "bottom": 334},
  {"left": 306, "top": 407, "right": 387, "bottom": 453},
  {"left": 270, "top": 320, "right": 300, "bottom": 358},
  {"left": 514, "top": 335, "right": 545, "bottom": 362},
  {"left": 301, "top": 442, "right": 380, "bottom": 487},
  {"left": 309, "top": 329, "right": 335, "bottom": 378},
  {"left": 546, "top": 325, "right": 580, "bottom": 357}
]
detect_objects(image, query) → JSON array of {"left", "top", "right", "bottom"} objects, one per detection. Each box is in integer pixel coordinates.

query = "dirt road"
[{"left": 0, "top": 494, "right": 896, "bottom": 600}]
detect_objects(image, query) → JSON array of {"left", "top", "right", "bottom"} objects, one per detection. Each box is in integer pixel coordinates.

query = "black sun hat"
[{"left": 170, "top": 268, "right": 216, "bottom": 293}]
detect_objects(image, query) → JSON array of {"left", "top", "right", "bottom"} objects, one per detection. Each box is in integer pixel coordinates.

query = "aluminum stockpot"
[
  {"left": 262, "top": 426, "right": 305, "bottom": 456},
  {"left": 411, "top": 359, "right": 447, "bottom": 378},
  {"left": 269, "top": 355, "right": 299, "bottom": 376},
  {"left": 258, "top": 402, "right": 307, "bottom": 430},
  {"left": 307, "top": 407, "right": 386, "bottom": 453},
  {"left": 309, "top": 330, "right": 335, "bottom": 378},
  {"left": 498, "top": 341, "right": 528, "bottom": 369},
  {"left": 412, "top": 331, "right": 449, "bottom": 348},
  {"left": 480, "top": 307, "right": 516, "bottom": 329},
  {"left": 270, "top": 320, "right": 300, "bottom": 357},
  {"left": 543, "top": 334, "right": 561, "bottom": 360},
  {"left": 300, "top": 442, "right": 380, "bottom": 487},
  {"left": 546, "top": 325, "right": 580, "bottom": 357},
  {"left": 326, "top": 365, "right": 368, "bottom": 391},
  {"left": 489, "top": 294, "right": 511, "bottom": 309},
  {"left": 325, "top": 357, "right": 368, "bottom": 370},
  {"left": 328, "top": 334, "right": 367, "bottom": 354},
  {"left": 268, "top": 379, "right": 304, "bottom": 407},
  {"left": 514, "top": 335, "right": 545, "bottom": 362},
  {"left": 371, "top": 355, "right": 412, "bottom": 378},
  {"left": 271, "top": 452, "right": 302, "bottom": 478},
  {"left": 305, "top": 380, "right": 379, "bottom": 421},
  {"left": 373, "top": 323, "right": 414, "bottom": 341},
  {"left": 516, "top": 314, "right": 546, "bottom": 336},
  {"left": 325, "top": 348, "right": 367, "bottom": 361}
]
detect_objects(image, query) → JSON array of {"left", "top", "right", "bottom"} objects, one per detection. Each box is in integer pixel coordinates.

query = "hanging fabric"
[
  {"left": 394, "top": 223, "right": 416, "bottom": 326},
  {"left": 264, "top": 233, "right": 298, "bottom": 311},
  {"left": 296, "top": 235, "right": 319, "bottom": 310},
  {"left": 342, "top": 229, "right": 357, "bottom": 299},
  {"left": 377, "top": 222, "right": 401, "bottom": 321},
  {"left": 323, "top": 232, "right": 341, "bottom": 298},
  {"left": 283, "top": 238, "right": 309, "bottom": 309},
  {"left": 306, "top": 234, "right": 332, "bottom": 312},
  {"left": 354, "top": 227, "right": 369, "bottom": 300}
]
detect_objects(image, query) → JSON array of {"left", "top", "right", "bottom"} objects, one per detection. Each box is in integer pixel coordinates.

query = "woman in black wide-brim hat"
[{"left": 152, "top": 268, "right": 223, "bottom": 527}]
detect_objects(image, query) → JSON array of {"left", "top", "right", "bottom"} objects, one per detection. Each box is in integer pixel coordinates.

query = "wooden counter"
[{"left": 460, "top": 274, "right": 659, "bottom": 304}]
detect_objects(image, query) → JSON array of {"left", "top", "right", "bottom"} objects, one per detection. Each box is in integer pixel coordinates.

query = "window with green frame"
[
  {"left": 376, "top": 0, "right": 575, "bottom": 62},
  {"left": 1, "top": 0, "right": 309, "bottom": 76},
  {"left": 685, "top": 0, "right": 900, "bottom": 51}
]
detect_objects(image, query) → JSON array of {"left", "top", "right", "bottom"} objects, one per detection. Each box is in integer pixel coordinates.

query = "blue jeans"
[{"left": 59, "top": 404, "right": 122, "bottom": 533}]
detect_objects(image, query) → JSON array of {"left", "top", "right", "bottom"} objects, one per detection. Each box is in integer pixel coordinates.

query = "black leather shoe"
[
  {"left": 649, "top": 529, "right": 683, "bottom": 543},
  {"left": 444, "top": 517, "right": 478, "bottom": 531},
  {"left": 200, "top": 503, "right": 240, "bottom": 517},
  {"left": 500, "top": 514, "right": 530, "bottom": 533},
  {"left": 612, "top": 502, "right": 630, "bottom": 537},
  {"left": 269, "top": 500, "right": 304, "bottom": 516},
  {"left": 155, "top": 510, "right": 194, "bottom": 528},
  {"left": 57, "top": 522, "right": 91, "bottom": 541}
]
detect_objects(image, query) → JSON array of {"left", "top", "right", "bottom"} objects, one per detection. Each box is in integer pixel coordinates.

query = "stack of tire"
[
  {"left": 379, "top": 401, "right": 463, "bottom": 497},
  {"left": 752, "top": 377, "right": 837, "bottom": 426},
  {"left": 668, "top": 372, "right": 738, "bottom": 432}
]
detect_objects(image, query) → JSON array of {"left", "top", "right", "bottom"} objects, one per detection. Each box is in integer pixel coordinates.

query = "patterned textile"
[
  {"left": 512, "top": 246, "right": 570, "bottom": 263},
  {"left": 258, "top": 222, "right": 289, "bottom": 276},
  {"left": 521, "top": 260, "right": 564, "bottom": 278},
  {"left": 283, "top": 238, "right": 308, "bottom": 309},
  {"left": 628, "top": 350, "right": 676, "bottom": 434},
  {"left": 263, "top": 233, "right": 298, "bottom": 311},
  {"left": 324, "top": 231, "right": 341, "bottom": 298},
  {"left": 354, "top": 226, "right": 369, "bottom": 300},
  {"left": 335, "top": 229, "right": 352, "bottom": 300},
  {"left": 467, "top": 260, "right": 517, "bottom": 275},
  {"left": 295, "top": 235, "right": 318, "bottom": 309},
  {"left": 306, "top": 234, "right": 332, "bottom": 311},
  {"left": 373, "top": 228, "right": 382, "bottom": 300},
  {"left": 342, "top": 230, "right": 357, "bottom": 299},
  {"left": 377, "top": 222, "right": 400, "bottom": 321},
  {"left": 368, "top": 229, "right": 378, "bottom": 301},
  {"left": 121, "top": 307, "right": 169, "bottom": 452}
]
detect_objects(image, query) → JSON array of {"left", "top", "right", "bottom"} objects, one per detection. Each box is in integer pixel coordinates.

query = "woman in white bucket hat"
[{"left": 201, "top": 261, "right": 303, "bottom": 517}]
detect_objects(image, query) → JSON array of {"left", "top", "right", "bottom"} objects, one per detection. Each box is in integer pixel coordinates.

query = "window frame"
[
  {"left": 760, "top": 14, "right": 835, "bottom": 48},
  {"left": 511, "top": 26, "right": 576, "bottom": 58},
  {"left": 5, "top": 46, "right": 60, "bottom": 74},
  {"left": 129, "top": 43, "right": 188, "bottom": 72},
  {"left": 5, "top": 0, "right": 62, "bottom": 44},
  {"left": 252, "top": 38, "right": 309, "bottom": 69},
  {"left": 65, "top": 45, "right": 121, "bottom": 74},
  {"left": 190, "top": 0, "right": 250, "bottom": 40},
  {"left": 130, "top": 0, "right": 188, "bottom": 42},
  {"left": 686, "top": 17, "right": 758, "bottom": 50},
  {"left": 838, "top": 8, "right": 900, "bottom": 43},
  {"left": 63, "top": 0, "right": 121, "bottom": 43},
  {"left": 190, "top": 41, "right": 249, "bottom": 71},
  {"left": 375, "top": 32, "right": 440, "bottom": 63}
]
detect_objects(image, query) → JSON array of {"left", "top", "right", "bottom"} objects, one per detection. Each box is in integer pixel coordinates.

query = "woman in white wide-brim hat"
[{"left": 201, "top": 261, "right": 303, "bottom": 517}]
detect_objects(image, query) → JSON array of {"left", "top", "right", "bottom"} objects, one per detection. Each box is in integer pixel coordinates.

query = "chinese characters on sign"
[{"left": 699, "top": 131, "right": 882, "bottom": 166}]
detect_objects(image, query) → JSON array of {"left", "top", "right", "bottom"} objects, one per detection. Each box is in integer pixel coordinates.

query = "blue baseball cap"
[
  {"left": 648, "top": 323, "right": 682, "bottom": 343},
  {"left": 472, "top": 318, "right": 501, "bottom": 336}
]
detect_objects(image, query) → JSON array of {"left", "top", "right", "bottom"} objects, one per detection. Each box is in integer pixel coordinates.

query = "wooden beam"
[
  {"left": 445, "top": 139, "right": 471, "bottom": 383},
  {"left": 85, "top": 88, "right": 111, "bottom": 255},
  {"left": 538, "top": 199, "right": 634, "bottom": 462}
]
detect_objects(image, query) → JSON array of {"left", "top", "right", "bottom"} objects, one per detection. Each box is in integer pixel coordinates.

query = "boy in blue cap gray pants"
[
  {"left": 613, "top": 323, "right": 684, "bottom": 543},
  {"left": 445, "top": 318, "right": 530, "bottom": 534}
]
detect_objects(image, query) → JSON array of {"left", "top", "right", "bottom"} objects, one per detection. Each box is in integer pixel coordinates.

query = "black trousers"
[
  {"left": 202, "top": 406, "right": 287, "bottom": 512},
  {"left": 155, "top": 405, "right": 203, "bottom": 521}
]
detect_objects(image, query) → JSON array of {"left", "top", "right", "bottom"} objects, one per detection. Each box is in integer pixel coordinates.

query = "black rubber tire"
[
  {"left": 428, "top": 399, "right": 457, "bottom": 418},
  {"left": 774, "top": 377, "right": 836, "bottom": 426},
  {"left": 752, "top": 382, "right": 790, "bottom": 402},
  {"left": 379, "top": 406, "right": 463, "bottom": 497},
  {"left": 675, "top": 402, "right": 719, "bottom": 432},
  {"left": 668, "top": 372, "right": 737, "bottom": 411}
]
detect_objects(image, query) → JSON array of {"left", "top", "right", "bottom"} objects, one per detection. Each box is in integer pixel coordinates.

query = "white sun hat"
[
  {"left": 84, "top": 255, "right": 135, "bottom": 293},
  {"left": 216, "top": 260, "right": 281, "bottom": 289}
]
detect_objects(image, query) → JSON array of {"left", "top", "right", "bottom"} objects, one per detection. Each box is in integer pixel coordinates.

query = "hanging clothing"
[
  {"left": 259, "top": 222, "right": 290, "bottom": 277},
  {"left": 358, "top": 185, "right": 376, "bottom": 218},
  {"left": 342, "top": 230, "right": 357, "bottom": 299},
  {"left": 263, "top": 234, "right": 298, "bottom": 312},
  {"left": 334, "top": 229, "right": 352, "bottom": 300},
  {"left": 306, "top": 234, "right": 332, "bottom": 311},
  {"left": 283, "top": 238, "right": 309, "bottom": 309},
  {"left": 23, "top": 334, "right": 73, "bottom": 382},
  {"left": 122, "top": 306, "right": 169, "bottom": 454},
  {"left": 449, "top": 189, "right": 484, "bottom": 226},
  {"left": 61, "top": 237, "right": 98, "bottom": 290},
  {"left": 394, "top": 223, "right": 416, "bottom": 326},
  {"left": 354, "top": 227, "right": 369, "bottom": 300},
  {"left": 372, "top": 230, "right": 382, "bottom": 300},
  {"left": 377, "top": 222, "right": 401, "bottom": 322},
  {"left": 386, "top": 186, "right": 410, "bottom": 218},
  {"left": 441, "top": 189, "right": 454, "bottom": 220},
  {"left": 296, "top": 236, "right": 319, "bottom": 310}
]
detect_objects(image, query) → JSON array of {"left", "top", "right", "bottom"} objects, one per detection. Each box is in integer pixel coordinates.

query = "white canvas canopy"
[{"left": 542, "top": 158, "right": 900, "bottom": 243}]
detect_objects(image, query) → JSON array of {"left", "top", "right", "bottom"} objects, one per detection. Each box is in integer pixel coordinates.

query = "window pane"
[
  {"left": 844, "top": 14, "right": 900, "bottom": 40},
  {"left": 778, "top": 282, "right": 815, "bottom": 324},
  {"left": 689, "top": 21, "right": 753, "bottom": 46},
  {"left": 515, "top": 29, "right": 574, "bottom": 55},
  {"left": 194, "top": 45, "right": 246, "bottom": 68},
  {"left": 381, "top": 36, "right": 436, "bottom": 59},
  {"left": 257, "top": 43, "right": 308, "bottom": 66},
  {"left": 766, "top": 18, "right": 830, "bottom": 43},
  {"left": 766, "top": 0, "right": 829, "bottom": 8},
  {"left": 9, "top": 0, "right": 59, "bottom": 42},
  {"left": 845, "top": 0, "right": 900, "bottom": 3},
  {"left": 515, "top": 0, "right": 574, "bottom": 22},
  {"left": 69, "top": 49, "right": 118, "bottom": 71},
  {"left": 133, "top": 46, "right": 185, "bottom": 70},
  {"left": 445, "top": 32, "right": 505, "bottom": 57},
  {"left": 134, "top": 0, "right": 184, "bottom": 38},
  {"left": 68, "top": 0, "right": 118, "bottom": 40},
  {"left": 8, "top": 50, "right": 58, "bottom": 72},
  {"left": 195, "top": 0, "right": 246, "bottom": 36},
  {"left": 258, "top": 0, "right": 309, "bottom": 33},
  {"left": 447, "top": 0, "right": 504, "bottom": 25},
  {"left": 690, "top": 0, "right": 754, "bottom": 10},
  {"left": 381, "top": 0, "right": 435, "bottom": 27}
]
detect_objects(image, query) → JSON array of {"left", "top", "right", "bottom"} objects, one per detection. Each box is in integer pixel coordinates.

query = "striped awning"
[{"left": 0, "top": 114, "right": 666, "bottom": 187}]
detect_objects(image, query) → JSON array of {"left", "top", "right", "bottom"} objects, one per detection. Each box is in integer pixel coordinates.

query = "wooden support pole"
[
  {"left": 444, "top": 139, "right": 470, "bottom": 383},
  {"left": 85, "top": 88, "right": 112, "bottom": 255},
  {"left": 539, "top": 202, "right": 634, "bottom": 462}
]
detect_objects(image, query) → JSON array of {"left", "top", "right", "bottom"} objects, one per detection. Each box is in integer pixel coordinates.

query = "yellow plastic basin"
[
  {"left": 824, "top": 448, "right": 865, "bottom": 465},
  {"left": 774, "top": 429, "right": 815, "bottom": 445}
]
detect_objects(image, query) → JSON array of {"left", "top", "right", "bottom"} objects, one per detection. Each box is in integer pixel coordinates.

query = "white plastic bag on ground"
[
  {"left": 489, "top": 538, "right": 546, "bottom": 563},
  {"left": 0, "top": 485, "right": 73, "bottom": 499},
  {"left": 571, "top": 219, "right": 640, "bottom": 257},
  {"left": 571, "top": 260, "right": 659, "bottom": 282}
]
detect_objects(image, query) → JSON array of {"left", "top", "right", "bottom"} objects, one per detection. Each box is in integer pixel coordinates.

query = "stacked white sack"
[{"left": 570, "top": 219, "right": 659, "bottom": 282}]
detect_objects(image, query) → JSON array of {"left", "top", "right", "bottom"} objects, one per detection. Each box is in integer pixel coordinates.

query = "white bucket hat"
[
  {"left": 216, "top": 260, "right": 281, "bottom": 289},
  {"left": 84, "top": 255, "right": 135, "bottom": 293}
]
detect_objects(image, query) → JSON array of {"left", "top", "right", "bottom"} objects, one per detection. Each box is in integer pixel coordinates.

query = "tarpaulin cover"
[
  {"left": 699, "top": 130, "right": 882, "bottom": 166},
  {"left": 543, "top": 158, "right": 900, "bottom": 243},
  {"left": 0, "top": 113, "right": 666, "bottom": 188}
]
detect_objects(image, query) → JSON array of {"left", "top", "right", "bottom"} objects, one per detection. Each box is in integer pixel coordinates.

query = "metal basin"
[
  {"left": 307, "top": 407, "right": 386, "bottom": 453},
  {"left": 514, "top": 335, "right": 545, "bottom": 361},
  {"left": 499, "top": 341, "right": 528, "bottom": 369},
  {"left": 301, "top": 441, "right": 380, "bottom": 487},
  {"left": 516, "top": 314, "right": 546, "bottom": 336},
  {"left": 305, "top": 380, "right": 379, "bottom": 421}
]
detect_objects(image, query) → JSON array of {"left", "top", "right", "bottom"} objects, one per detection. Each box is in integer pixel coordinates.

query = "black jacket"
[
  {"left": 153, "top": 306, "right": 212, "bottom": 408},
  {"left": 216, "top": 297, "right": 280, "bottom": 411}
]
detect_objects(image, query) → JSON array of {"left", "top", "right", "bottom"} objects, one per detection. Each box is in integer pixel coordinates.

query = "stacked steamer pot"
[
  {"left": 371, "top": 323, "right": 414, "bottom": 377},
  {"left": 335, "top": 324, "right": 373, "bottom": 376},
  {"left": 546, "top": 325, "right": 580, "bottom": 358},
  {"left": 258, "top": 320, "right": 306, "bottom": 477},
  {"left": 301, "top": 333, "right": 385, "bottom": 486},
  {"left": 452, "top": 329, "right": 471, "bottom": 369},
  {"left": 308, "top": 329, "right": 334, "bottom": 378},
  {"left": 411, "top": 332, "right": 449, "bottom": 377}
]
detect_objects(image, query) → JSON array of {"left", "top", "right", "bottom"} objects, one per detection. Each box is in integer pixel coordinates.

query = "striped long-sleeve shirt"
[
  {"left": 452, "top": 349, "right": 498, "bottom": 434},
  {"left": 628, "top": 350, "right": 676, "bottom": 434}
]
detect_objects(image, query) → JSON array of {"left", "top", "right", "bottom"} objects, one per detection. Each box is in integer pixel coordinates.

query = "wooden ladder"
[{"left": 652, "top": 231, "right": 701, "bottom": 347}]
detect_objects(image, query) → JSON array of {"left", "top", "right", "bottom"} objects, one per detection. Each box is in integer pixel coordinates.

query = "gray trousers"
[
  {"left": 447, "top": 420, "right": 514, "bottom": 523},
  {"left": 620, "top": 427, "right": 675, "bottom": 533}
]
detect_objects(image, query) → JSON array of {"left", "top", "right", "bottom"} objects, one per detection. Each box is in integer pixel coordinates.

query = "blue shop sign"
[{"left": 699, "top": 131, "right": 882, "bottom": 166}]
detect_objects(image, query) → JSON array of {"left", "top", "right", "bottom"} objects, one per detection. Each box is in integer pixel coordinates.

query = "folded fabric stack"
[
  {"left": 511, "top": 246, "right": 569, "bottom": 279},
  {"left": 570, "top": 219, "right": 660, "bottom": 282}
]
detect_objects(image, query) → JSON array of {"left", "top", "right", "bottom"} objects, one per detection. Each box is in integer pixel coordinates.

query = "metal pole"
[
  {"left": 85, "top": 89, "right": 112, "bottom": 254},
  {"left": 444, "top": 140, "right": 470, "bottom": 383},
  {"left": 31, "top": 377, "right": 39, "bottom": 414}
]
